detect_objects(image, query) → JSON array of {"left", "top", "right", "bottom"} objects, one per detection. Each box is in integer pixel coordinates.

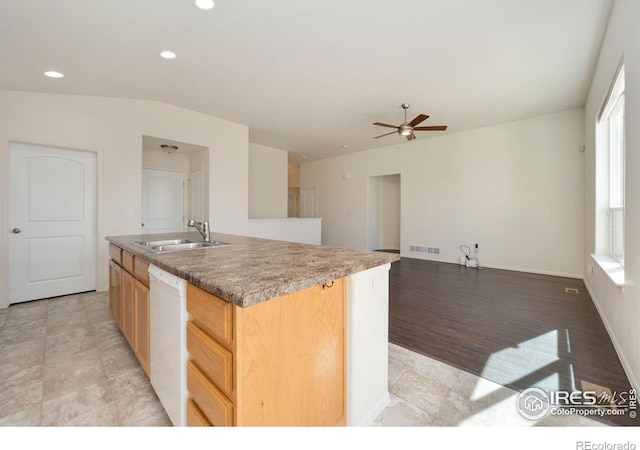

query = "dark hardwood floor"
[{"left": 388, "top": 257, "right": 636, "bottom": 426}]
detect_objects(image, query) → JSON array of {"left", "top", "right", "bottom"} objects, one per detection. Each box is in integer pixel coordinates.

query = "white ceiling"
[{"left": 0, "top": 0, "right": 613, "bottom": 162}]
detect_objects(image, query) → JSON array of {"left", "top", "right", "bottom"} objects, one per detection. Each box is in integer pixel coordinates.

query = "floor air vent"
[
  {"left": 565, "top": 287, "right": 579, "bottom": 294},
  {"left": 410, "top": 245, "right": 440, "bottom": 255}
]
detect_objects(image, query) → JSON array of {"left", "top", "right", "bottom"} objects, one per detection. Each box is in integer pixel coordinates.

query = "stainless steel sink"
[
  {"left": 134, "top": 239, "right": 231, "bottom": 253},
  {"left": 136, "top": 239, "right": 196, "bottom": 246}
]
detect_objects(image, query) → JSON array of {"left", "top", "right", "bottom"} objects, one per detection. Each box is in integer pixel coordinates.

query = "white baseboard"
[
  {"left": 583, "top": 278, "right": 639, "bottom": 391},
  {"left": 349, "top": 392, "right": 390, "bottom": 427},
  {"left": 398, "top": 255, "right": 583, "bottom": 279},
  {"left": 480, "top": 263, "right": 583, "bottom": 279}
]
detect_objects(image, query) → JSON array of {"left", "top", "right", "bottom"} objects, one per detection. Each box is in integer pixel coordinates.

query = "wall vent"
[{"left": 410, "top": 244, "right": 440, "bottom": 255}]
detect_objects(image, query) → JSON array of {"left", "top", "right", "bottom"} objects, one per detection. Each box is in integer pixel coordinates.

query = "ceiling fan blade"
[
  {"left": 373, "top": 131, "right": 398, "bottom": 139},
  {"left": 408, "top": 114, "right": 429, "bottom": 127},
  {"left": 406, "top": 133, "right": 416, "bottom": 141},
  {"left": 373, "top": 122, "right": 399, "bottom": 129},
  {"left": 413, "top": 125, "right": 448, "bottom": 131}
]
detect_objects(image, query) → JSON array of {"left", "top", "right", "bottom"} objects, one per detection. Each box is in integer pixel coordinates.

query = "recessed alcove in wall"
[{"left": 141, "top": 135, "right": 209, "bottom": 233}]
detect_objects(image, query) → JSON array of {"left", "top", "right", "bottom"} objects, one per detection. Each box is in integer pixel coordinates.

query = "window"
[{"left": 598, "top": 65, "right": 625, "bottom": 265}]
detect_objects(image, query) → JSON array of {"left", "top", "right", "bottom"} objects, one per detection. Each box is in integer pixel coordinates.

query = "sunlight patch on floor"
[
  {"left": 459, "top": 391, "right": 534, "bottom": 427},
  {"left": 479, "top": 330, "right": 559, "bottom": 389},
  {"left": 463, "top": 374, "right": 562, "bottom": 427}
]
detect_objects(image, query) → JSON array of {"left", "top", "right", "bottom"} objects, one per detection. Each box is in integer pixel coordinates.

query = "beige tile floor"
[
  {"left": 0, "top": 291, "right": 170, "bottom": 426},
  {"left": 375, "top": 343, "right": 603, "bottom": 427},
  {"left": 0, "top": 291, "right": 604, "bottom": 427}
]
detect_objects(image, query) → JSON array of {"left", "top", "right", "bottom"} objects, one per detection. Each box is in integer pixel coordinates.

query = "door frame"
[
  {"left": 0, "top": 134, "right": 103, "bottom": 309},
  {"left": 301, "top": 187, "right": 318, "bottom": 218},
  {"left": 189, "top": 167, "right": 204, "bottom": 222}
]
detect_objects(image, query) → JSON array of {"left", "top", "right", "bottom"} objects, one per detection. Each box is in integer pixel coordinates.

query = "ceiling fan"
[{"left": 373, "top": 103, "right": 447, "bottom": 141}]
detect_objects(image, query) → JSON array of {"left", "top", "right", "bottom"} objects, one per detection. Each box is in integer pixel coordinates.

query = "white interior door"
[
  {"left": 9, "top": 143, "right": 96, "bottom": 304},
  {"left": 301, "top": 188, "right": 317, "bottom": 218},
  {"left": 189, "top": 168, "right": 203, "bottom": 222},
  {"left": 142, "top": 169, "right": 184, "bottom": 234}
]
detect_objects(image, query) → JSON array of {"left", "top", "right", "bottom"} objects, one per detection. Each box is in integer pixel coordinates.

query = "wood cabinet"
[
  {"left": 186, "top": 399, "right": 210, "bottom": 426},
  {"left": 108, "top": 244, "right": 151, "bottom": 377},
  {"left": 186, "top": 279, "right": 346, "bottom": 427},
  {"left": 108, "top": 259, "right": 122, "bottom": 323},
  {"left": 133, "top": 280, "right": 150, "bottom": 375},
  {"left": 121, "top": 268, "right": 135, "bottom": 346}
]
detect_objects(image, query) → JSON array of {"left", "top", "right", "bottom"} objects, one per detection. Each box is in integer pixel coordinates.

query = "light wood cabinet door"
[
  {"left": 108, "top": 260, "right": 122, "bottom": 324},
  {"left": 121, "top": 269, "right": 135, "bottom": 346},
  {"left": 134, "top": 258, "right": 150, "bottom": 287},
  {"left": 187, "top": 284, "right": 233, "bottom": 347},
  {"left": 234, "top": 279, "right": 346, "bottom": 426},
  {"left": 186, "top": 399, "right": 211, "bottom": 426},
  {"left": 187, "top": 322, "right": 233, "bottom": 397},
  {"left": 108, "top": 244, "right": 122, "bottom": 266},
  {"left": 187, "top": 361, "right": 234, "bottom": 426},
  {"left": 121, "top": 250, "right": 134, "bottom": 274},
  {"left": 107, "top": 245, "right": 151, "bottom": 379},
  {"left": 134, "top": 279, "right": 150, "bottom": 377}
]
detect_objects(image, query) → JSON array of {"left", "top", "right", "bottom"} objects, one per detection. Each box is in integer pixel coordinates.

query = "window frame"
[{"left": 598, "top": 65, "right": 625, "bottom": 266}]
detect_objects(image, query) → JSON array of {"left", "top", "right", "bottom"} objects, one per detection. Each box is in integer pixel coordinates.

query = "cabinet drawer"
[
  {"left": 109, "top": 244, "right": 122, "bottom": 265},
  {"left": 122, "top": 250, "right": 135, "bottom": 274},
  {"left": 187, "top": 322, "right": 233, "bottom": 396},
  {"left": 187, "top": 284, "right": 233, "bottom": 346},
  {"left": 187, "top": 399, "right": 211, "bottom": 427},
  {"left": 134, "top": 257, "right": 150, "bottom": 287},
  {"left": 187, "top": 360, "right": 233, "bottom": 426}
]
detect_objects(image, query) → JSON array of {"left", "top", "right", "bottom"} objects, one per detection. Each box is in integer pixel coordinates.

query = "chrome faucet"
[{"left": 188, "top": 219, "right": 211, "bottom": 242}]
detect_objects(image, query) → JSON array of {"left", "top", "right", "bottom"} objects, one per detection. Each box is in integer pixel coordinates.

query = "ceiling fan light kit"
[{"left": 373, "top": 103, "right": 447, "bottom": 141}]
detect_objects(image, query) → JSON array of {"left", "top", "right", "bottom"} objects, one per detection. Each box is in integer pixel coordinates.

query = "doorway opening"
[{"left": 367, "top": 174, "right": 401, "bottom": 253}]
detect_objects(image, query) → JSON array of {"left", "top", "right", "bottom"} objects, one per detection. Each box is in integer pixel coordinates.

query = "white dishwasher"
[{"left": 148, "top": 264, "right": 188, "bottom": 427}]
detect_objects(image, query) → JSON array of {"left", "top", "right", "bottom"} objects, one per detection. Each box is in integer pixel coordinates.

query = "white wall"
[
  {"left": 288, "top": 165, "right": 300, "bottom": 188},
  {"left": 189, "top": 148, "right": 210, "bottom": 222},
  {"left": 583, "top": 0, "right": 640, "bottom": 389},
  {"left": 301, "top": 108, "right": 585, "bottom": 277},
  {"left": 142, "top": 148, "right": 190, "bottom": 173},
  {"left": 0, "top": 91, "right": 249, "bottom": 300},
  {"left": 245, "top": 218, "right": 322, "bottom": 245},
  {"left": 248, "top": 142, "right": 287, "bottom": 219}
]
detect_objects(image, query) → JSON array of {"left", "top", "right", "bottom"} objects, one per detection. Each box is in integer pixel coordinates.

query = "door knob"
[{"left": 12, "top": 228, "right": 21, "bottom": 234}]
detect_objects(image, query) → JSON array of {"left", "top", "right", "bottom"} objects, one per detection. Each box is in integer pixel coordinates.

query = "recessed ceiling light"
[
  {"left": 160, "top": 50, "right": 177, "bottom": 59},
  {"left": 44, "top": 71, "right": 64, "bottom": 78},
  {"left": 194, "top": 0, "right": 215, "bottom": 10},
  {"left": 342, "top": 144, "right": 349, "bottom": 148}
]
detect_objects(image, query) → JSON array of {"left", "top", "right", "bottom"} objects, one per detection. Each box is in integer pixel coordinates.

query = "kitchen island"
[{"left": 106, "top": 231, "right": 399, "bottom": 427}]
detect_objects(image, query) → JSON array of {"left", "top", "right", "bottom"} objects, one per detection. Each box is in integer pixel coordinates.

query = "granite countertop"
[{"left": 106, "top": 231, "right": 400, "bottom": 308}]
